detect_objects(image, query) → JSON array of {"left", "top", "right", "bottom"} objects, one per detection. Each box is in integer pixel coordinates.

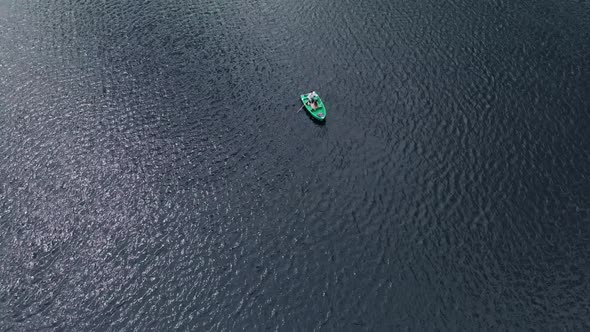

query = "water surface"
[{"left": 1, "top": 0, "right": 589, "bottom": 330}]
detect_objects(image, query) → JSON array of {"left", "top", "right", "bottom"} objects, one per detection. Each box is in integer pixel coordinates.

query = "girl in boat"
[{"left": 307, "top": 91, "right": 319, "bottom": 110}]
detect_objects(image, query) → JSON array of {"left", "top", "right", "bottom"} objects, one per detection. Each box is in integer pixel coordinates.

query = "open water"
[{"left": 1, "top": 0, "right": 589, "bottom": 330}]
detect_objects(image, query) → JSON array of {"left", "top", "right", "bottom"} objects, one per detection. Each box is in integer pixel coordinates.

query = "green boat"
[{"left": 300, "top": 92, "right": 327, "bottom": 121}]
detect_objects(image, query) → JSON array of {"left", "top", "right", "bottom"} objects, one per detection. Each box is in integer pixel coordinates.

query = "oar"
[{"left": 297, "top": 103, "right": 305, "bottom": 113}]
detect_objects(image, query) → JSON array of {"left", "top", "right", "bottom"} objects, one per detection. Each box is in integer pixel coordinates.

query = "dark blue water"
[{"left": 1, "top": 0, "right": 589, "bottom": 330}]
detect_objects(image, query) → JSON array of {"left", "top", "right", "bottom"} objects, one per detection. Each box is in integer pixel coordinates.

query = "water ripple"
[{"left": 1, "top": 0, "right": 589, "bottom": 330}]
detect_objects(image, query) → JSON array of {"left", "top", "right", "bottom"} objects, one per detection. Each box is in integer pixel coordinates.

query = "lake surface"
[{"left": 1, "top": 0, "right": 589, "bottom": 330}]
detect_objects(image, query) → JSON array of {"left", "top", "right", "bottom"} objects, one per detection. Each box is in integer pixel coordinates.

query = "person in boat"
[{"left": 307, "top": 91, "right": 319, "bottom": 109}]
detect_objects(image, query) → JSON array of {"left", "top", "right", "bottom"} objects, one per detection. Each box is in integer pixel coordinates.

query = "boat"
[{"left": 300, "top": 92, "right": 327, "bottom": 121}]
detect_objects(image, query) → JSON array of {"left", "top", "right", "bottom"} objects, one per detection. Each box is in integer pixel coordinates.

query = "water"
[{"left": 1, "top": 0, "right": 589, "bottom": 330}]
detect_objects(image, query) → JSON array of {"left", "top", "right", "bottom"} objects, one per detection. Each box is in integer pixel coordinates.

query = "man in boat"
[{"left": 307, "top": 91, "right": 319, "bottom": 110}]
